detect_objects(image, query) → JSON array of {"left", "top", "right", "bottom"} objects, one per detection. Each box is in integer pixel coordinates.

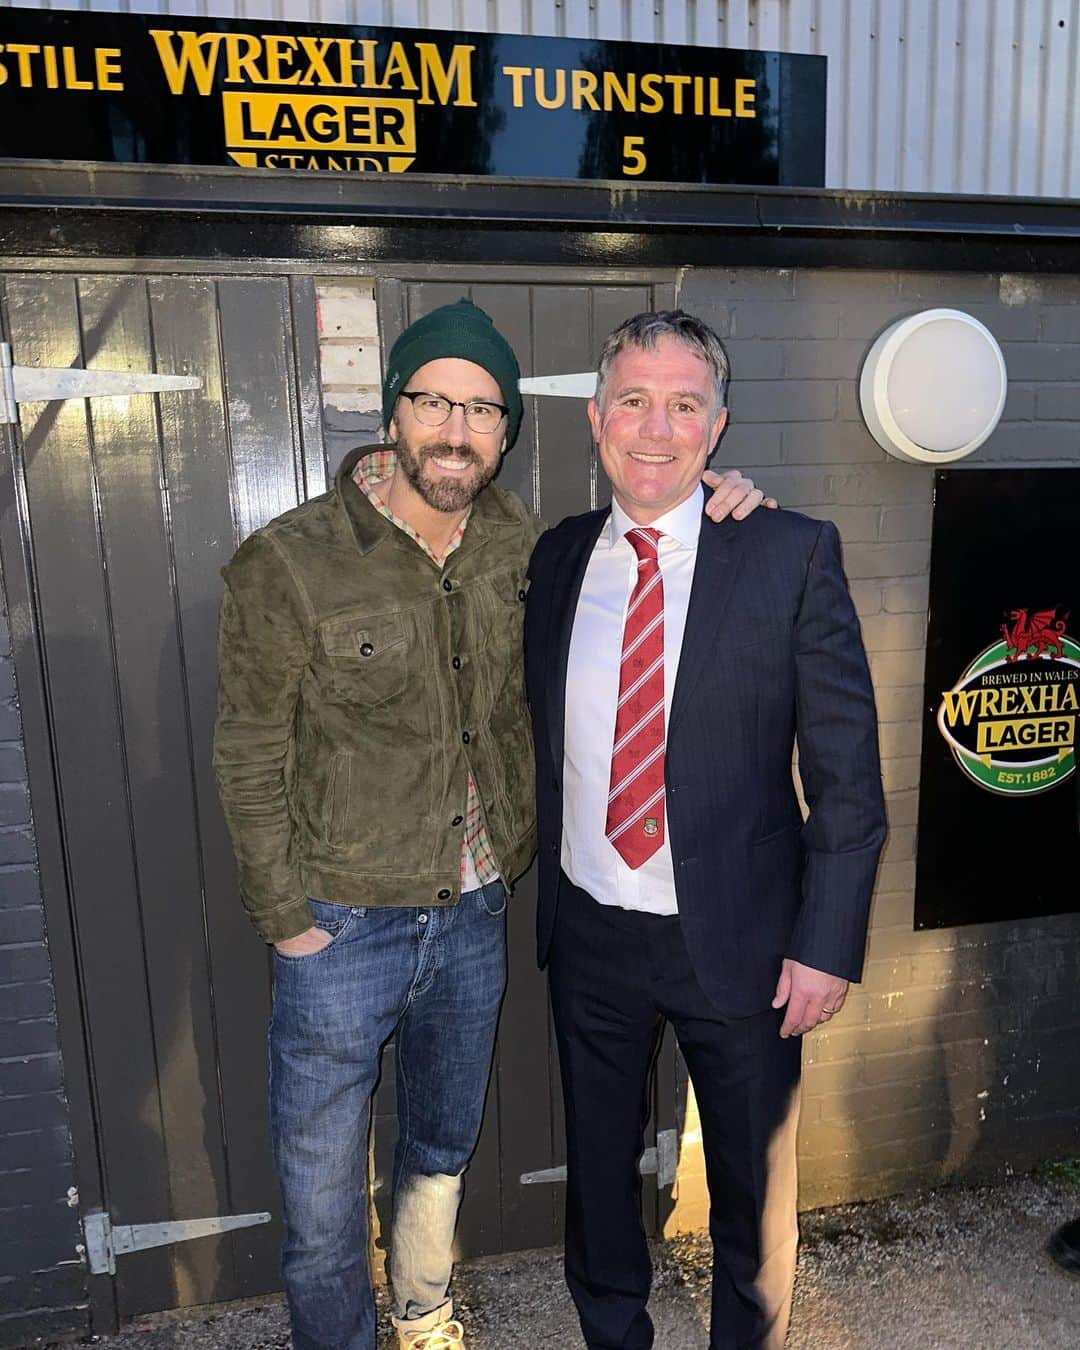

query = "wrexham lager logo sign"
[
  {"left": 0, "top": 9, "right": 825, "bottom": 186},
  {"left": 936, "top": 607, "right": 1078, "bottom": 797},
  {"left": 916, "top": 470, "right": 1080, "bottom": 930}
]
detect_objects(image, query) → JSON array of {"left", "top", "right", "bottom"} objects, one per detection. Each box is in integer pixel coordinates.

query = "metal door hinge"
[
  {"left": 518, "top": 372, "right": 597, "bottom": 399},
  {"left": 0, "top": 342, "right": 201, "bottom": 424},
  {"left": 521, "top": 1128, "right": 677, "bottom": 1190},
  {"left": 82, "top": 1208, "right": 271, "bottom": 1276}
]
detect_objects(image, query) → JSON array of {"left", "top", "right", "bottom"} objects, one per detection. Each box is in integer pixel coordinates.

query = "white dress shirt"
[{"left": 561, "top": 485, "right": 704, "bottom": 915}]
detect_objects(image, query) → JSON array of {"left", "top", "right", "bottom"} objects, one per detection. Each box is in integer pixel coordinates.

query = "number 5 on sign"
[{"left": 622, "top": 136, "right": 646, "bottom": 176}]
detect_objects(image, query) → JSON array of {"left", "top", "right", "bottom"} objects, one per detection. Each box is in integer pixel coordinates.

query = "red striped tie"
[{"left": 606, "top": 527, "right": 666, "bottom": 869}]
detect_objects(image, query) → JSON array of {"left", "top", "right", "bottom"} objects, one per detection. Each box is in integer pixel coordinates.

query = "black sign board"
[
  {"left": 915, "top": 469, "right": 1080, "bottom": 929},
  {"left": 0, "top": 9, "right": 825, "bottom": 187}
]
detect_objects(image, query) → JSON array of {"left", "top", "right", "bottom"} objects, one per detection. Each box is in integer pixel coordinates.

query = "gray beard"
[{"left": 394, "top": 438, "right": 498, "bottom": 513}]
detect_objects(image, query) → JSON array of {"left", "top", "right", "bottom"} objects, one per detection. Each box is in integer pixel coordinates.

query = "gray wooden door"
[
  {"left": 1, "top": 269, "right": 326, "bottom": 1322},
  {"left": 0, "top": 266, "right": 680, "bottom": 1324}
]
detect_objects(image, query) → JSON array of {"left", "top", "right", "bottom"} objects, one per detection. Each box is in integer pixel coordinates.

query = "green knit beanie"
[{"left": 382, "top": 300, "right": 524, "bottom": 449}]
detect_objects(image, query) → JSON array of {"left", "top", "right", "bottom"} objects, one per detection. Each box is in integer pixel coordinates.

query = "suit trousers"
[{"left": 548, "top": 874, "right": 802, "bottom": 1350}]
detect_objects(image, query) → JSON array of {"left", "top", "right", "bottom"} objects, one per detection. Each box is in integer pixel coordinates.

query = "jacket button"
[
  {"left": 452, "top": 656, "right": 461, "bottom": 670},
  {"left": 518, "top": 588, "right": 526, "bottom": 601},
  {"left": 359, "top": 642, "right": 374, "bottom": 657},
  {"left": 550, "top": 842, "right": 558, "bottom": 854},
  {"left": 442, "top": 578, "right": 453, "bottom": 592},
  {"left": 462, "top": 731, "right": 471, "bottom": 744},
  {"left": 451, "top": 814, "right": 463, "bottom": 826},
  {"left": 437, "top": 888, "right": 451, "bottom": 900}
]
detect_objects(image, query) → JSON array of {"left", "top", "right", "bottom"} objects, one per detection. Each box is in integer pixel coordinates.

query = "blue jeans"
[{"left": 269, "top": 885, "right": 508, "bottom": 1350}]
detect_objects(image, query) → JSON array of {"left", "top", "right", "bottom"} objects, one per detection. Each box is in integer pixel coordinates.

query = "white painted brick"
[
  {"left": 883, "top": 578, "right": 931, "bottom": 613},
  {"left": 881, "top": 826, "right": 916, "bottom": 864},
  {"left": 868, "top": 649, "right": 927, "bottom": 687},
  {"left": 885, "top": 788, "right": 919, "bottom": 827},
  {"left": 879, "top": 721, "right": 922, "bottom": 759},
  {"left": 847, "top": 580, "right": 884, "bottom": 617},
  {"left": 324, "top": 388, "right": 382, "bottom": 415},
  {"left": 859, "top": 612, "right": 928, "bottom": 652},
  {"left": 881, "top": 755, "right": 921, "bottom": 793},
  {"left": 875, "top": 687, "right": 924, "bottom": 722},
  {"left": 317, "top": 286, "right": 378, "bottom": 339},
  {"left": 320, "top": 339, "right": 382, "bottom": 389}
]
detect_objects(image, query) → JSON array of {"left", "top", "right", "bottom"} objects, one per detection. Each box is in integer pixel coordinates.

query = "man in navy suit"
[{"left": 524, "top": 311, "right": 886, "bottom": 1349}]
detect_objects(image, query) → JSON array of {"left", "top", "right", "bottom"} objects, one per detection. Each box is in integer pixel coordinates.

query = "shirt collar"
[
  {"left": 348, "top": 446, "right": 472, "bottom": 567},
  {"left": 608, "top": 483, "right": 704, "bottom": 550}
]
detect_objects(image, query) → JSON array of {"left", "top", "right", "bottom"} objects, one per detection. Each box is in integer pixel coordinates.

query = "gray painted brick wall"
[
  {"left": 679, "top": 266, "right": 1080, "bottom": 1207},
  {"left": 0, "top": 561, "right": 85, "bottom": 1348}
]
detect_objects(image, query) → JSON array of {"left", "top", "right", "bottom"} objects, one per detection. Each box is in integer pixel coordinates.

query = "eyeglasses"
[{"left": 398, "top": 390, "right": 509, "bottom": 435}]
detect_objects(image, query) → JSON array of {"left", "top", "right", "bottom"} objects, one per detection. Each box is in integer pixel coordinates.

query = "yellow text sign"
[
  {"left": 222, "top": 91, "right": 415, "bottom": 154},
  {"left": 976, "top": 716, "right": 1075, "bottom": 755}
]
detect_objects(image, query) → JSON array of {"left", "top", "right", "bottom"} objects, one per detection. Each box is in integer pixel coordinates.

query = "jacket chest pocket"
[
  {"left": 476, "top": 573, "right": 528, "bottom": 652},
  {"left": 319, "top": 612, "right": 408, "bottom": 707}
]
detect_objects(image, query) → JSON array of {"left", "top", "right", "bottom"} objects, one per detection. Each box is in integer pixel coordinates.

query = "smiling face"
[
  {"left": 388, "top": 357, "right": 508, "bottom": 514},
  {"left": 588, "top": 334, "right": 728, "bottom": 524}
]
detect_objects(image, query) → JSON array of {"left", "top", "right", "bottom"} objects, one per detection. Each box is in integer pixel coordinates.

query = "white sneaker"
[{"left": 396, "top": 1319, "right": 466, "bottom": 1349}]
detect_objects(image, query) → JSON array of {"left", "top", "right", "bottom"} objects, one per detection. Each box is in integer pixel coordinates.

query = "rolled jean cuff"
[{"left": 391, "top": 1298, "right": 453, "bottom": 1333}]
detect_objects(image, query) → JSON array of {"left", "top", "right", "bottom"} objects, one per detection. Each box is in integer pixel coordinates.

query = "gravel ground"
[{"left": 44, "top": 1174, "right": 1080, "bottom": 1349}]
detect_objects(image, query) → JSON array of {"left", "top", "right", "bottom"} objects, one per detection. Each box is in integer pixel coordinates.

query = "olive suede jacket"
[{"left": 213, "top": 446, "right": 542, "bottom": 943}]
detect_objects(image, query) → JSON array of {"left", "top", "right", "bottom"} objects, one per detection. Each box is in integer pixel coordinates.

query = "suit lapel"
[
  {"left": 668, "top": 512, "right": 750, "bottom": 737},
  {"left": 547, "top": 511, "right": 608, "bottom": 772}
]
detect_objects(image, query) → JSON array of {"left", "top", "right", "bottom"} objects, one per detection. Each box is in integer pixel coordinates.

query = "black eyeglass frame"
[{"left": 397, "top": 389, "right": 510, "bottom": 430}]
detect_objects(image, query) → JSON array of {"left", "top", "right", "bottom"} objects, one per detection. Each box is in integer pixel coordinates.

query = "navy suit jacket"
[{"left": 524, "top": 503, "right": 887, "bottom": 1018}]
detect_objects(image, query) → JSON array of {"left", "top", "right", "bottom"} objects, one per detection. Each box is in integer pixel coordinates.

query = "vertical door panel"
[
  {"left": 148, "top": 276, "right": 284, "bottom": 1296},
  {"left": 288, "top": 276, "right": 331, "bottom": 501},
  {"left": 531, "top": 286, "right": 595, "bottom": 524},
  {"left": 218, "top": 279, "right": 304, "bottom": 540},
  {"left": 77, "top": 274, "right": 232, "bottom": 1311},
  {"left": 468, "top": 283, "right": 538, "bottom": 515},
  {"left": 6, "top": 274, "right": 176, "bottom": 1314}
]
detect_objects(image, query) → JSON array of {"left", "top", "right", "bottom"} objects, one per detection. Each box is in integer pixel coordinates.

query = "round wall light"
[{"left": 859, "top": 308, "right": 1007, "bottom": 464}]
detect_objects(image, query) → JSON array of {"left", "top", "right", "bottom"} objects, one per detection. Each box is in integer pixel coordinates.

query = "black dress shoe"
[{"left": 1048, "top": 1216, "right": 1080, "bottom": 1274}]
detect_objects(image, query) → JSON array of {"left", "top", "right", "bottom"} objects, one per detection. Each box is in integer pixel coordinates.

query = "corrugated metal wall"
[{"left": 4, "top": 0, "right": 1078, "bottom": 198}]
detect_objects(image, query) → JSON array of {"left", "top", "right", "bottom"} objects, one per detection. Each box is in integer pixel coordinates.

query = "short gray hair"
[{"left": 594, "top": 310, "right": 730, "bottom": 414}]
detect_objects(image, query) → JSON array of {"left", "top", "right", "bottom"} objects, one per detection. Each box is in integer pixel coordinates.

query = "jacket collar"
[
  {"left": 336, "top": 445, "right": 394, "bottom": 556},
  {"left": 334, "top": 444, "right": 519, "bottom": 562}
]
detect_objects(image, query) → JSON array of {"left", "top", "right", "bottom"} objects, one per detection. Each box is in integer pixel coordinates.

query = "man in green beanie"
[{"left": 214, "top": 299, "right": 769, "bottom": 1350}]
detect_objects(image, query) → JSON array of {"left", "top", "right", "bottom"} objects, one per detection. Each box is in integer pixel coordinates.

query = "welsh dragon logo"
[
  {"left": 937, "top": 607, "right": 1078, "bottom": 797},
  {"left": 1000, "top": 607, "right": 1069, "bottom": 662}
]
